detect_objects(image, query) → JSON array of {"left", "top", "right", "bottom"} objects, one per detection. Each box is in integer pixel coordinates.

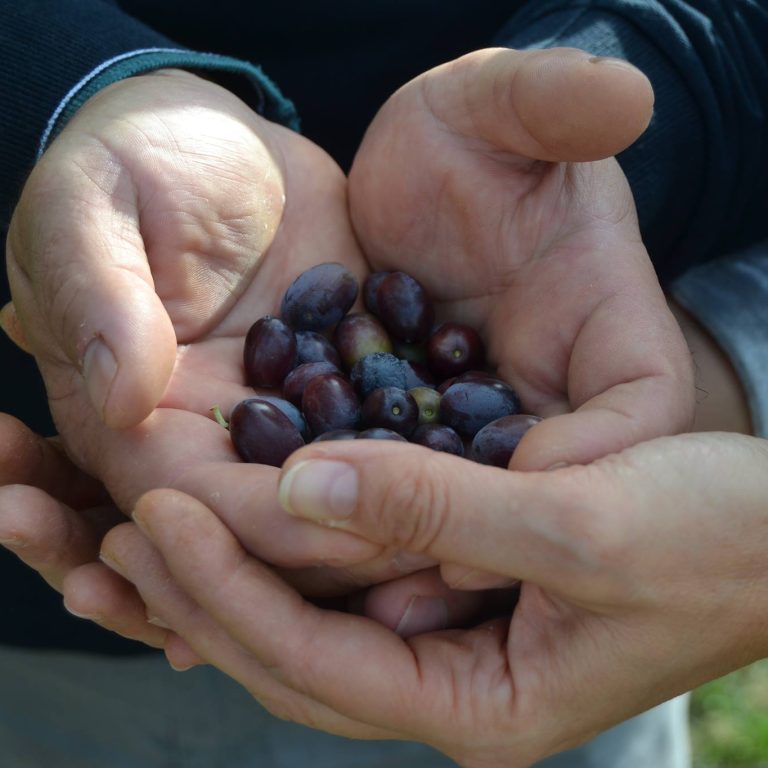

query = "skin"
[
  {"left": 349, "top": 48, "right": 694, "bottom": 470},
  {"left": 0, "top": 48, "right": 711, "bottom": 717},
  {"left": 92, "top": 430, "right": 768, "bottom": 768}
]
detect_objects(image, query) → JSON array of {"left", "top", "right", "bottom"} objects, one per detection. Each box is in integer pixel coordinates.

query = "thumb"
[
  {"left": 277, "top": 441, "right": 598, "bottom": 591},
  {"left": 7, "top": 160, "right": 177, "bottom": 430},
  {"left": 420, "top": 47, "right": 654, "bottom": 162},
  {"left": 0, "top": 301, "right": 33, "bottom": 354}
]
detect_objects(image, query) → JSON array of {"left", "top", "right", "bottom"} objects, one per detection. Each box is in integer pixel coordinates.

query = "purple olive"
[
  {"left": 427, "top": 322, "right": 486, "bottom": 379},
  {"left": 228, "top": 399, "right": 305, "bottom": 467},
  {"left": 375, "top": 272, "right": 434, "bottom": 343},
  {"left": 281, "top": 262, "right": 358, "bottom": 331},
  {"left": 313, "top": 429, "right": 360, "bottom": 442},
  {"left": 302, "top": 373, "right": 361, "bottom": 435},
  {"left": 356, "top": 428, "right": 408, "bottom": 442},
  {"left": 469, "top": 415, "right": 542, "bottom": 467},
  {"left": 295, "top": 330, "right": 342, "bottom": 368},
  {"left": 243, "top": 316, "right": 297, "bottom": 388},
  {"left": 363, "top": 271, "right": 391, "bottom": 316},
  {"left": 440, "top": 380, "right": 522, "bottom": 438},
  {"left": 282, "top": 361, "right": 340, "bottom": 407},
  {"left": 361, "top": 387, "right": 419, "bottom": 436},
  {"left": 411, "top": 423, "right": 464, "bottom": 456}
]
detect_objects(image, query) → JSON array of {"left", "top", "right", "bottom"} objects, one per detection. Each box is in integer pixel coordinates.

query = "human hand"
[
  {"left": 5, "top": 67, "right": 389, "bottom": 572},
  {"left": 349, "top": 47, "right": 694, "bottom": 469},
  {"left": 0, "top": 412, "right": 172, "bottom": 648},
  {"left": 3, "top": 70, "right": 496, "bottom": 636},
  {"left": 99, "top": 432, "right": 768, "bottom": 765}
]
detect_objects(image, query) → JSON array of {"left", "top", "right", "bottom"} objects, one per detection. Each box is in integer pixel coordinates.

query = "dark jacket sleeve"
[
  {"left": 495, "top": 0, "right": 768, "bottom": 284},
  {"left": 0, "top": 0, "right": 297, "bottom": 233}
]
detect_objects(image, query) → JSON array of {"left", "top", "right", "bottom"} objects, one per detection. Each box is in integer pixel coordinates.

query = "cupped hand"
[
  {"left": 99, "top": 432, "right": 768, "bottom": 766},
  {"left": 5, "top": 68, "right": 386, "bottom": 571},
  {"left": 349, "top": 47, "right": 694, "bottom": 469}
]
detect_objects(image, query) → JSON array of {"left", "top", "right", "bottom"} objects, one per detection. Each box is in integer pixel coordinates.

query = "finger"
[
  {"left": 0, "top": 413, "right": 106, "bottom": 508},
  {"left": 276, "top": 551, "right": 438, "bottom": 598},
  {"left": 61, "top": 560, "right": 168, "bottom": 649},
  {"left": 128, "top": 491, "right": 432, "bottom": 726},
  {"left": 101, "top": 516, "right": 400, "bottom": 740},
  {"left": 71, "top": 409, "right": 383, "bottom": 587},
  {"left": 421, "top": 47, "right": 653, "bottom": 161},
  {"left": 509, "top": 291, "right": 695, "bottom": 470},
  {"left": 0, "top": 485, "right": 107, "bottom": 591},
  {"left": 0, "top": 301, "right": 32, "bottom": 354},
  {"left": 128, "top": 489, "right": 521, "bottom": 751},
  {"left": 163, "top": 634, "right": 207, "bottom": 672},
  {"left": 277, "top": 441, "right": 604, "bottom": 593},
  {"left": 7, "top": 147, "right": 176, "bottom": 428},
  {"left": 363, "top": 567, "right": 518, "bottom": 637},
  {"left": 439, "top": 563, "right": 520, "bottom": 592}
]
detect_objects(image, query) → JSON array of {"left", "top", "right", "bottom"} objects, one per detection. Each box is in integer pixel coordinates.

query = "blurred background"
[{"left": 691, "top": 659, "right": 768, "bottom": 767}]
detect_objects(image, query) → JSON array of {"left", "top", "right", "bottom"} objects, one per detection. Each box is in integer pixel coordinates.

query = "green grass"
[{"left": 690, "top": 660, "right": 768, "bottom": 767}]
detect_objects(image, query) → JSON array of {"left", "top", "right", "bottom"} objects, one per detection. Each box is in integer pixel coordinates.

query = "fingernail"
[
  {"left": 0, "top": 537, "right": 26, "bottom": 550},
  {"left": 63, "top": 599, "right": 100, "bottom": 621},
  {"left": 392, "top": 551, "right": 438, "bottom": 573},
  {"left": 545, "top": 462, "right": 570, "bottom": 472},
  {"left": 395, "top": 597, "right": 448, "bottom": 638},
  {"left": 448, "top": 569, "right": 519, "bottom": 590},
  {"left": 588, "top": 56, "right": 640, "bottom": 74},
  {"left": 131, "top": 508, "right": 151, "bottom": 537},
  {"left": 278, "top": 460, "right": 358, "bottom": 523},
  {"left": 83, "top": 338, "right": 117, "bottom": 421},
  {"left": 99, "top": 550, "right": 125, "bottom": 574},
  {"left": 168, "top": 660, "right": 197, "bottom": 672},
  {"left": 0, "top": 302, "right": 32, "bottom": 354},
  {"left": 147, "top": 615, "right": 172, "bottom": 629}
]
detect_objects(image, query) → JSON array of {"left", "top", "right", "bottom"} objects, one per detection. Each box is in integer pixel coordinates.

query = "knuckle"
[
  {"left": 556, "top": 468, "right": 634, "bottom": 600},
  {"left": 371, "top": 454, "right": 452, "bottom": 555}
]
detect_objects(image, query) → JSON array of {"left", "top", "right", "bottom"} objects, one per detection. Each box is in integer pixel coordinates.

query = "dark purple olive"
[
  {"left": 375, "top": 272, "right": 434, "bottom": 343},
  {"left": 333, "top": 313, "right": 392, "bottom": 369},
  {"left": 469, "top": 415, "right": 542, "bottom": 467},
  {"left": 361, "top": 387, "right": 419, "bottom": 436},
  {"left": 228, "top": 399, "right": 305, "bottom": 467},
  {"left": 295, "top": 330, "right": 342, "bottom": 368},
  {"left": 243, "top": 316, "right": 297, "bottom": 388},
  {"left": 411, "top": 423, "right": 464, "bottom": 456},
  {"left": 440, "top": 380, "right": 522, "bottom": 438},
  {"left": 427, "top": 322, "right": 486, "bottom": 379},
  {"left": 402, "top": 360, "right": 435, "bottom": 389},
  {"left": 437, "top": 370, "right": 499, "bottom": 394},
  {"left": 246, "top": 396, "right": 309, "bottom": 439},
  {"left": 302, "top": 374, "right": 361, "bottom": 435},
  {"left": 313, "top": 429, "right": 360, "bottom": 442},
  {"left": 408, "top": 387, "right": 441, "bottom": 424},
  {"left": 282, "top": 361, "right": 340, "bottom": 407},
  {"left": 363, "top": 271, "right": 391, "bottom": 316},
  {"left": 281, "top": 262, "right": 358, "bottom": 331},
  {"left": 356, "top": 427, "right": 408, "bottom": 442},
  {"left": 349, "top": 352, "right": 408, "bottom": 398}
]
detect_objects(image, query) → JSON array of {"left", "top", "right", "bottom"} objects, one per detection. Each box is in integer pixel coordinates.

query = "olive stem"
[{"left": 210, "top": 406, "right": 230, "bottom": 430}]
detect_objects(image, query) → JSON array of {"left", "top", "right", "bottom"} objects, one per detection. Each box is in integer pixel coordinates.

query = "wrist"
[{"left": 669, "top": 300, "right": 752, "bottom": 434}]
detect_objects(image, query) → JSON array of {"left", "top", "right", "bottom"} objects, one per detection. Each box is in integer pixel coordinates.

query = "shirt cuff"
[
  {"left": 670, "top": 243, "right": 768, "bottom": 438},
  {"left": 38, "top": 48, "right": 300, "bottom": 157}
]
